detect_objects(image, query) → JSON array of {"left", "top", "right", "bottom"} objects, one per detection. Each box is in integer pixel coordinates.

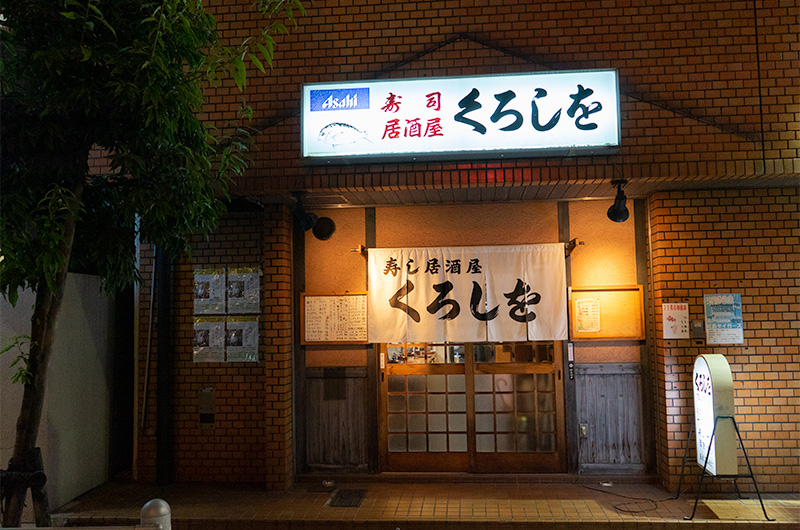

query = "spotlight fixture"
[
  {"left": 607, "top": 179, "right": 629, "bottom": 223},
  {"left": 291, "top": 195, "right": 318, "bottom": 231}
]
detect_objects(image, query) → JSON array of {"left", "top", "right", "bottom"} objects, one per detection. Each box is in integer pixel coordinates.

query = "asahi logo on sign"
[{"left": 309, "top": 88, "right": 370, "bottom": 111}]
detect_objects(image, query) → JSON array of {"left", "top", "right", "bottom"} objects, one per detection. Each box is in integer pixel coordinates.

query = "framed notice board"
[
  {"left": 301, "top": 293, "right": 368, "bottom": 345},
  {"left": 569, "top": 285, "right": 645, "bottom": 341}
]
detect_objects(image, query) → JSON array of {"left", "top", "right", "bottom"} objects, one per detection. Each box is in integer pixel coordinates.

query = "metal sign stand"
[{"left": 673, "top": 414, "right": 774, "bottom": 521}]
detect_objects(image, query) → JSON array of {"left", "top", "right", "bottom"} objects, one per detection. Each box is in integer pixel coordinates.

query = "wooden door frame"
[
  {"left": 378, "top": 344, "right": 469, "bottom": 472},
  {"left": 470, "top": 343, "right": 566, "bottom": 473},
  {"left": 378, "top": 341, "right": 567, "bottom": 474}
]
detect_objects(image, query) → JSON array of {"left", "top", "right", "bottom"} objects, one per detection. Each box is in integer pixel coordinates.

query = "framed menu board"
[
  {"left": 301, "top": 293, "right": 368, "bottom": 344},
  {"left": 569, "top": 285, "right": 645, "bottom": 341}
]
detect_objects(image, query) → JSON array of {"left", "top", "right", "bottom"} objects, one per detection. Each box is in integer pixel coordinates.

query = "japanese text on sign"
[
  {"left": 302, "top": 70, "right": 620, "bottom": 163},
  {"left": 662, "top": 302, "right": 689, "bottom": 339},
  {"left": 368, "top": 245, "right": 568, "bottom": 344}
]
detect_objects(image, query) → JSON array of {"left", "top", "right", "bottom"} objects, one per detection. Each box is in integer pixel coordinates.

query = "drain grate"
[{"left": 328, "top": 489, "right": 367, "bottom": 508}]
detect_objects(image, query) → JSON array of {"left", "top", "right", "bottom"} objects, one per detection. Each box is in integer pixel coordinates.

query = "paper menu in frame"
[
  {"left": 302, "top": 293, "right": 368, "bottom": 344},
  {"left": 227, "top": 268, "right": 260, "bottom": 314},
  {"left": 226, "top": 316, "right": 259, "bottom": 362},
  {"left": 193, "top": 316, "right": 225, "bottom": 362},
  {"left": 194, "top": 269, "right": 225, "bottom": 314},
  {"left": 575, "top": 297, "right": 601, "bottom": 332}
]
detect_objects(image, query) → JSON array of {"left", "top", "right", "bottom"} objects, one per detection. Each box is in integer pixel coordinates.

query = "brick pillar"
[
  {"left": 135, "top": 206, "right": 296, "bottom": 488},
  {"left": 262, "top": 204, "right": 295, "bottom": 489}
]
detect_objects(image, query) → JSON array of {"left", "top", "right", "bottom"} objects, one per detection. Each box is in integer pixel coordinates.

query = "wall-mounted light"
[
  {"left": 607, "top": 179, "right": 629, "bottom": 223},
  {"left": 291, "top": 194, "right": 318, "bottom": 231}
]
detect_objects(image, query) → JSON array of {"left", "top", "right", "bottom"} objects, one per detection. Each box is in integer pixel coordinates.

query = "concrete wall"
[{"left": 1, "top": 273, "right": 114, "bottom": 517}]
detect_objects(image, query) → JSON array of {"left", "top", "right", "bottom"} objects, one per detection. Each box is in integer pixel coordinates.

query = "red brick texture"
[
  {"left": 647, "top": 187, "right": 799, "bottom": 493},
  {"left": 136, "top": 206, "right": 294, "bottom": 489},
  {"left": 132, "top": 0, "right": 799, "bottom": 491},
  {"left": 201, "top": 0, "right": 798, "bottom": 195}
]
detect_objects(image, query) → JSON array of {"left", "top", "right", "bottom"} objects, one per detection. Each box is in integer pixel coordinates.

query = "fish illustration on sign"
[{"left": 318, "top": 122, "right": 372, "bottom": 149}]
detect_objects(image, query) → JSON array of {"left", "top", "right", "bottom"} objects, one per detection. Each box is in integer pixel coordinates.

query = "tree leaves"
[
  {"left": 248, "top": 52, "right": 265, "bottom": 74},
  {"left": 1, "top": 3, "right": 310, "bottom": 525},
  {"left": 0, "top": 335, "right": 34, "bottom": 385},
  {"left": 1, "top": 0, "right": 309, "bottom": 294}
]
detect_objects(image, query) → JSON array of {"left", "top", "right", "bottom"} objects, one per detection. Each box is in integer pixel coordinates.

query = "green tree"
[{"left": 0, "top": 1, "right": 306, "bottom": 525}]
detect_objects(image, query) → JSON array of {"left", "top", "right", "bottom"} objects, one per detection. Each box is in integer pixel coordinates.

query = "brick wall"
[
  {"left": 131, "top": 0, "right": 798, "bottom": 489},
  {"left": 136, "top": 205, "right": 294, "bottom": 489},
  {"left": 648, "top": 187, "right": 799, "bottom": 493},
  {"left": 202, "top": 0, "right": 798, "bottom": 195}
]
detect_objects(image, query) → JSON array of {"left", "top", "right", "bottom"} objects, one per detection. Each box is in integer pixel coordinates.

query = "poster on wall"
[
  {"left": 575, "top": 297, "right": 601, "bottom": 332},
  {"left": 193, "top": 317, "right": 225, "bottom": 362},
  {"left": 225, "top": 316, "right": 259, "bottom": 362},
  {"left": 662, "top": 302, "right": 689, "bottom": 339},
  {"left": 703, "top": 293, "right": 744, "bottom": 344},
  {"left": 368, "top": 244, "right": 567, "bottom": 343},
  {"left": 227, "top": 268, "right": 261, "bottom": 314},
  {"left": 194, "top": 269, "right": 225, "bottom": 314}
]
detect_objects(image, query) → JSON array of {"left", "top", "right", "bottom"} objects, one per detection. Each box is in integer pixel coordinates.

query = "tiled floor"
[{"left": 52, "top": 478, "right": 799, "bottom": 529}]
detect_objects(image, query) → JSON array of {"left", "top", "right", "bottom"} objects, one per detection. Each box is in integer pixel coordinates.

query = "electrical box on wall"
[
  {"left": 198, "top": 387, "right": 215, "bottom": 428},
  {"left": 691, "top": 319, "right": 705, "bottom": 340}
]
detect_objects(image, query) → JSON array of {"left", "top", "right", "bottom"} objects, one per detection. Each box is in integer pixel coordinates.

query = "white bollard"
[{"left": 140, "top": 498, "right": 171, "bottom": 530}]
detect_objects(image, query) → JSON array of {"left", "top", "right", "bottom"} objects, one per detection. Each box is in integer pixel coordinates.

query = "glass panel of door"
[{"left": 380, "top": 342, "right": 565, "bottom": 473}]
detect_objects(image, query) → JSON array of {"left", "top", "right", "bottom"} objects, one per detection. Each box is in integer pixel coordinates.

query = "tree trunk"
[{"left": 1, "top": 181, "right": 84, "bottom": 528}]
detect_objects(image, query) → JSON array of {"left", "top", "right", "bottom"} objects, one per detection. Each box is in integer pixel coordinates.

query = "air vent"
[{"left": 303, "top": 194, "right": 351, "bottom": 207}]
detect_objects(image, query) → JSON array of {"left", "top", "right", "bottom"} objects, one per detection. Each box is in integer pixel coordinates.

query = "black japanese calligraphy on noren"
[
  {"left": 389, "top": 280, "right": 420, "bottom": 323},
  {"left": 445, "top": 259, "right": 461, "bottom": 274},
  {"left": 384, "top": 257, "right": 400, "bottom": 276},
  {"left": 504, "top": 279, "right": 542, "bottom": 323},
  {"left": 470, "top": 281, "right": 499, "bottom": 321},
  {"left": 427, "top": 281, "right": 460, "bottom": 320},
  {"left": 455, "top": 88, "right": 487, "bottom": 134},
  {"left": 466, "top": 258, "right": 482, "bottom": 274},
  {"left": 531, "top": 88, "right": 561, "bottom": 132},
  {"left": 425, "top": 258, "right": 441, "bottom": 274},
  {"left": 406, "top": 259, "right": 419, "bottom": 274},
  {"left": 490, "top": 90, "right": 523, "bottom": 131}
]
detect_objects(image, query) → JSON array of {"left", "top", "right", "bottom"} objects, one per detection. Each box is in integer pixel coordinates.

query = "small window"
[{"left": 473, "top": 342, "right": 554, "bottom": 363}]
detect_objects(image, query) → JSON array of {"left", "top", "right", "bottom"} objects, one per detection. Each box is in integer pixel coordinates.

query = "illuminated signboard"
[
  {"left": 693, "top": 354, "right": 737, "bottom": 476},
  {"left": 302, "top": 70, "right": 620, "bottom": 163}
]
